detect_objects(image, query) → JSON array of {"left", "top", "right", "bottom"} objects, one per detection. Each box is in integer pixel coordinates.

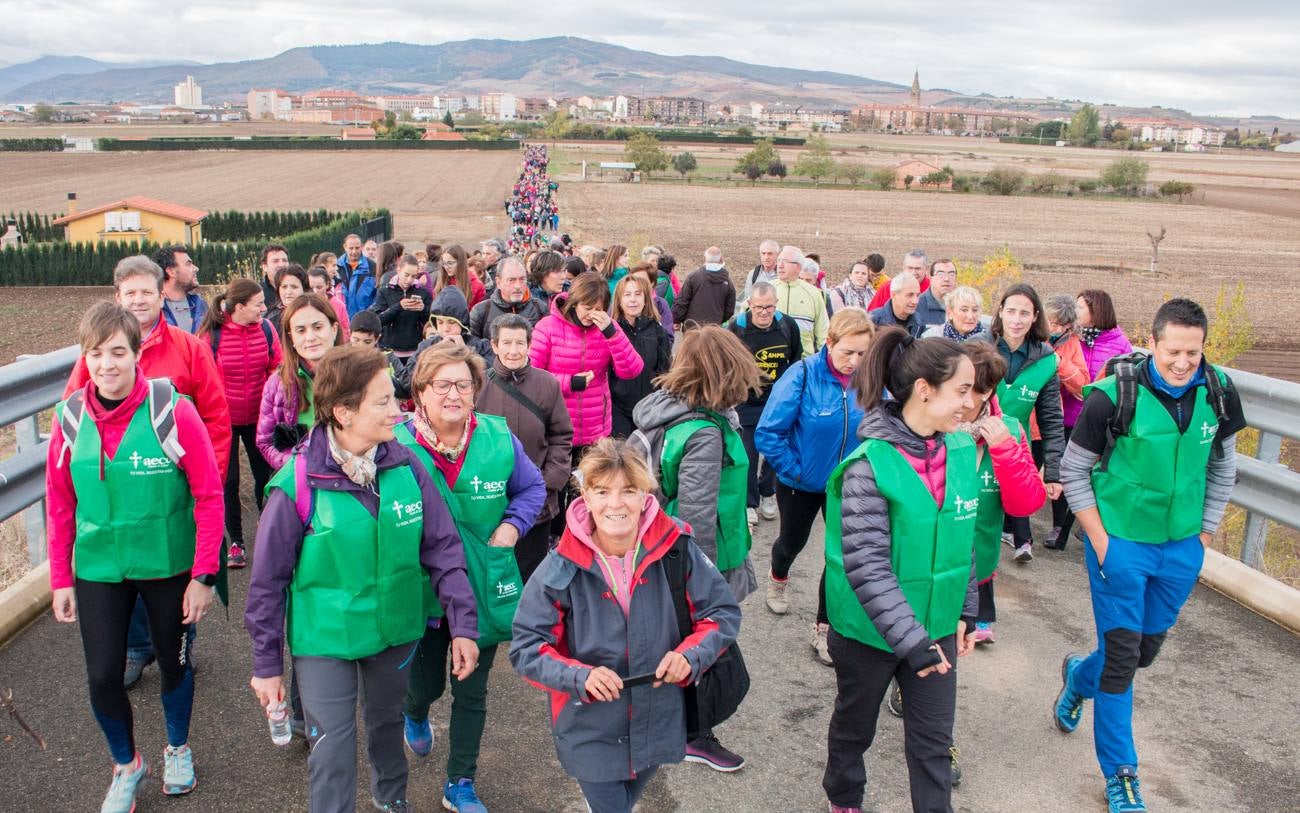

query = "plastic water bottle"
[{"left": 267, "top": 700, "right": 292, "bottom": 746}]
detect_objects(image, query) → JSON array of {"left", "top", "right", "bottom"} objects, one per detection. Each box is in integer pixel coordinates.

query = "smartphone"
[{"left": 621, "top": 671, "right": 658, "bottom": 688}]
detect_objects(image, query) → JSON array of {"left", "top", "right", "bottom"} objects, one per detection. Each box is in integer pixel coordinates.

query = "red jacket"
[
  {"left": 46, "top": 372, "right": 224, "bottom": 590},
  {"left": 983, "top": 395, "right": 1047, "bottom": 518},
  {"left": 198, "top": 319, "right": 282, "bottom": 427},
  {"left": 65, "top": 319, "right": 232, "bottom": 479}
]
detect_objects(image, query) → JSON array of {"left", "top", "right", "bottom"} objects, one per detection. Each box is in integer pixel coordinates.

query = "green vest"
[
  {"left": 1086, "top": 373, "right": 1220, "bottom": 543},
  {"left": 972, "top": 416, "right": 1025, "bottom": 581},
  {"left": 825, "top": 434, "right": 979, "bottom": 651},
  {"left": 295, "top": 366, "right": 315, "bottom": 425},
  {"left": 268, "top": 457, "right": 428, "bottom": 659},
  {"left": 395, "top": 415, "right": 523, "bottom": 647},
  {"left": 996, "top": 350, "right": 1058, "bottom": 426},
  {"left": 60, "top": 391, "right": 196, "bottom": 583},
  {"left": 659, "top": 411, "right": 752, "bottom": 572}
]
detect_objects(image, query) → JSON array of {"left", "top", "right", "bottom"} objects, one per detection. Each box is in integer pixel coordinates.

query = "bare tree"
[{"left": 1147, "top": 226, "right": 1166, "bottom": 274}]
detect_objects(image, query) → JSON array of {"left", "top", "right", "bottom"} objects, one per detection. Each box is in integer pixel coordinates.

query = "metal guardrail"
[{"left": 0, "top": 351, "right": 1296, "bottom": 577}]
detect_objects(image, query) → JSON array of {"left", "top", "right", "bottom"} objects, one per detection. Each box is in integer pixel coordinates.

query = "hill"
[{"left": 0, "top": 55, "right": 199, "bottom": 97}]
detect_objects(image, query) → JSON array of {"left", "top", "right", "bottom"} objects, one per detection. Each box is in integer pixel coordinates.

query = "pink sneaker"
[{"left": 973, "top": 622, "right": 996, "bottom": 645}]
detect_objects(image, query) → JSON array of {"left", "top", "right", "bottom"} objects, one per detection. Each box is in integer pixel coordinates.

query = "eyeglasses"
[
  {"left": 750, "top": 304, "right": 776, "bottom": 312},
  {"left": 428, "top": 379, "right": 474, "bottom": 395},
  {"left": 441, "top": 259, "right": 458, "bottom": 267},
  {"left": 932, "top": 269, "right": 958, "bottom": 277}
]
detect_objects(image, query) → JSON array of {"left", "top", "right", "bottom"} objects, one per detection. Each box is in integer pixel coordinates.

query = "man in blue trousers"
[{"left": 1053, "top": 298, "right": 1247, "bottom": 813}]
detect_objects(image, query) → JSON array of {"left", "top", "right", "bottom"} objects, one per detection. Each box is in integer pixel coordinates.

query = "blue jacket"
[
  {"left": 755, "top": 347, "right": 865, "bottom": 492},
  {"left": 161, "top": 291, "right": 209, "bottom": 334},
  {"left": 345, "top": 270, "right": 377, "bottom": 317},
  {"left": 337, "top": 255, "right": 375, "bottom": 288}
]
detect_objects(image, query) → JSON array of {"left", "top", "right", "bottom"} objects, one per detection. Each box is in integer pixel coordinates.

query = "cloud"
[{"left": 2, "top": 0, "right": 1295, "bottom": 116}]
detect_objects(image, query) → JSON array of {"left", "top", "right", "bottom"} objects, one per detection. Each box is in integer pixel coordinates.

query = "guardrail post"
[
  {"left": 1241, "top": 431, "right": 1283, "bottom": 570},
  {"left": 13, "top": 414, "right": 46, "bottom": 568}
]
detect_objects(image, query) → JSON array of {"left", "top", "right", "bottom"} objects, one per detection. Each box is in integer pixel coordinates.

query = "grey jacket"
[
  {"left": 632, "top": 390, "right": 756, "bottom": 600},
  {"left": 838, "top": 405, "right": 979, "bottom": 672},
  {"left": 508, "top": 508, "right": 741, "bottom": 783}
]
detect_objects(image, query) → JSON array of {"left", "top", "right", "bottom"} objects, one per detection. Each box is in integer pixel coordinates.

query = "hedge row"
[
  {"left": 95, "top": 138, "right": 519, "bottom": 151},
  {"left": 202, "top": 209, "right": 343, "bottom": 242},
  {"left": 0, "top": 138, "right": 64, "bottom": 152},
  {"left": 2, "top": 211, "right": 62, "bottom": 242},
  {"left": 0, "top": 209, "right": 391, "bottom": 286}
]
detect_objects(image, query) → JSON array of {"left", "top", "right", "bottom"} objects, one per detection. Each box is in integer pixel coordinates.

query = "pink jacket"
[
  {"left": 199, "top": 319, "right": 282, "bottom": 426},
  {"left": 46, "top": 373, "right": 224, "bottom": 590},
  {"left": 329, "top": 291, "right": 351, "bottom": 342},
  {"left": 982, "top": 395, "right": 1047, "bottom": 518},
  {"left": 530, "top": 294, "right": 645, "bottom": 446},
  {"left": 255, "top": 370, "right": 305, "bottom": 471}
]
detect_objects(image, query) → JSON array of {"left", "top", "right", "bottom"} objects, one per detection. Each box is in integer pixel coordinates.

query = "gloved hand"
[{"left": 272, "top": 422, "right": 308, "bottom": 451}]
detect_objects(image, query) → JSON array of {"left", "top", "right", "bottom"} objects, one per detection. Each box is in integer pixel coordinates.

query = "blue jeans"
[
  {"left": 1073, "top": 534, "right": 1203, "bottom": 777},
  {"left": 127, "top": 596, "right": 196, "bottom": 660}
]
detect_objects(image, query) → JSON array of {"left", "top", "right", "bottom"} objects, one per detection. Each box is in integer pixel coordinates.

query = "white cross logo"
[
  {"left": 392, "top": 500, "right": 404, "bottom": 517},
  {"left": 470, "top": 475, "right": 482, "bottom": 492},
  {"left": 129, "top": 451, "right": 142, "bottom": 468},
  {"left": 981, "top": 470, "right": 994, "bottom": 487},
  {"left": 1200, "top": 421, "right": 1216, "bottom": 438}
]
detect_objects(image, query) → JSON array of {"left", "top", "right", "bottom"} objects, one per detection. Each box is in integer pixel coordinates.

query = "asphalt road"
[{"left": 1, "top": 500, "right": 1297, "bottom": 813}]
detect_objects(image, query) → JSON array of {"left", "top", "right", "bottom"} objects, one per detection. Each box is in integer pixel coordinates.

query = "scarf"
[
  {"left": 414, "top": 407, "right": 470, "bottom": 461},
  {"left": 1147, "top": 358, "right": 1206, "bottom": 400},
  {"left": 1079, "top": 326, "right": 1103, "bottom": 347},
  {"left": 954, "top": 400, "right": 991, "bottom": 440},
  {"left": 326, "top": 426, "right": 377, "bottom": 489},
  {"left": 943, "top": 321, "right": 986, "bottom": 343},
  {"left": 834, "top": 279, "right": 872, "bottom": 310}
]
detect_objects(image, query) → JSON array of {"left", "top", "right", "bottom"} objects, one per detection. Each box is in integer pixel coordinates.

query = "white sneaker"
[
  {"left": 747, "top": 507, "right": 758, "bottom": 527},
  {"left": 1001, "top": 532, "right": 1015, "bottom": 548},
  {"left": 759, "top": 495, "right": 777, "bottom": 520},
  {"left": 811, "top": 623, "right": 833, "bottom": 666},
  {"left": 765, "top": 572, "right": 789, "bottom": 615}
]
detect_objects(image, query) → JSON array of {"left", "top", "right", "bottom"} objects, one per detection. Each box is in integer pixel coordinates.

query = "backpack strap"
[
  {"left": 260, "top": 319, "right": 275, "bottom": 349},
  {"left": 57, "top": 390, "right": 87, "bottom": 467},
  {"left": 147, "top": 379, "right": 185, "bottom": 466},
  {"left": 487, "top": 369, "right": 548, "bottom": 427},
  {"left": 1202, "top": 363, "right": 1229, "bottom": 460},
  {"left": 1099, "top": 360, "right": 1139, "bottom": 472},
  {"left": 662, "top": 534, "right": 693, "bottom": 642},
  {"left": 209, "top": 327, "right": 221, "bottom": 355}
]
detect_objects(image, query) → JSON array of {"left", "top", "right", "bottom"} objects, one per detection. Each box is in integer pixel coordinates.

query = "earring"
[{"left": 922, "top": 396, "right": 929, "bottom": 402}]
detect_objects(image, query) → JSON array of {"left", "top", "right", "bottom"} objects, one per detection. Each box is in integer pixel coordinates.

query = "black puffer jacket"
[
  {"left": 468, "top": 290, "right": 548, "bottom": 339},
  {"left": 610, "top": 315, "right": 672, "bottom": 438},
  {"left": 838, "top": 404, "right": 978, "bottom": 671},
  {"left": 996, "top": 338, "right": 1065, "bottom": 482}
]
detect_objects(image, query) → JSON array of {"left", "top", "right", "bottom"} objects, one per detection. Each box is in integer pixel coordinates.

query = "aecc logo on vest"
[
  {"left": 391, "top": 499, "right": 424, "bottom": 528},
  {"left": 469, "top": 475, "right": 507, "bottom": 499},
  {"left": 128, "top": 450, "right": 174, "bottom": 476},
  {"left": 951, "top": 492, "right": 979, "bottom": 520}
]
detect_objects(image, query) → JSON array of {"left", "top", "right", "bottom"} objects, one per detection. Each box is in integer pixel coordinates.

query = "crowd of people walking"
[{"left": 43, "top": 145, "right": 1246, "bottom": 813}]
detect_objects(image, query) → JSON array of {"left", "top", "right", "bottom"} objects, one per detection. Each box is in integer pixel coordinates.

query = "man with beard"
[{"left": 156, "top": 245, "right": 207, "bottom": 334}]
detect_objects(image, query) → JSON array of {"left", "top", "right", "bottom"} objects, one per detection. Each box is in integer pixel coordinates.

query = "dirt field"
[{"left": 0, "top": 150, "right": 519, "bottom": 247}]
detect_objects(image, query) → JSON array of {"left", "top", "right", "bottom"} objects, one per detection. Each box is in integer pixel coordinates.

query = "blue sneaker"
[
  {"left": 100, "top": 752, "right": 148, "bottom": 813},
  {"left": 372, "top": 799, "right": 411, "bottom": 812},
  {"left": 443, "top": 777, "right": 488, "bottom": 813},
  {"left": 1054, "top": 652, "right": 1087, "bottom": 733},
  {"left": 403, "top": 713, "right": 433, "bottom": 757},
  {"left": 1105, "top": 766, "right": 1147, "bottom": 812},
  {"left": 162, "top": 744, "right": 196, "bottom": 795}
]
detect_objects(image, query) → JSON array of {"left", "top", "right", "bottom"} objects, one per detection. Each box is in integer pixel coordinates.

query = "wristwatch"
[{"left": 193, "top": 573, "right": 217, "bottom": 587}]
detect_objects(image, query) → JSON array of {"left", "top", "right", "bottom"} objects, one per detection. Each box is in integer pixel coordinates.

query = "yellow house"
[{"left": 53, "top": 195, "right": 207, "bottom": 245}]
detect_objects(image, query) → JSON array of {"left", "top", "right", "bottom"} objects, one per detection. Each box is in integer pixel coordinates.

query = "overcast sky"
[{"left": 4, "top": 1, "right": 1297, "bottom": 117}]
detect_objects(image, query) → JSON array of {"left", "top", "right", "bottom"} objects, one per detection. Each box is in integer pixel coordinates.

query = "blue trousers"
[{"left": 1074, "top": 534, "right": 1203, "bottom": 777}]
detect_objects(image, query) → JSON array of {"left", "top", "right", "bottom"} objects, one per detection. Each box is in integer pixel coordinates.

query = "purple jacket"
[
  {"left": 1080, "top": 327, "right": 1134, "bottom": 383},
  {"left": 255, "top": 372, "right": 302, "bottom": 472},
  {"left": 245, "top": 426, "right": 477, "bottom": 677}
]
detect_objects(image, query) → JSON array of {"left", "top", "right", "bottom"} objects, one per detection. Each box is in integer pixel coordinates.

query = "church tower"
[{"left": 910, "top": 69, "right": 921, "bottom": 107}]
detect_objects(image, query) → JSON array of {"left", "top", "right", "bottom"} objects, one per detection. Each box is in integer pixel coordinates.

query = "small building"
[
  {"left": 53, "top": 194, "right": 207, "bottom": 246},
  {"left": 894, "top": 159, "right": 950, "bottom": 189},
  {"left": 340, "top": 127, "right": 376, "bottom": 140},
  {"left": 421, "top": 129, "right": 466, "bottom": 141}
]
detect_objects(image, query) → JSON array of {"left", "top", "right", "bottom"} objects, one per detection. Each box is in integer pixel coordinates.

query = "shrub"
[
  {"left": 1158, "top": 180, "right": 1196, "bottom": 203},
  {"left": 1028, "top": 171, "right": 1066, "bottom": 195},
  {"left": 1101, "top": 156, "right": 1150, "bottom": 196},
  {"left": 955, "top": 246, "right": 1024, "bottom": 308},
  {"left": 0, "top": 138, "right": 64, "bottom": 152},
  {"left": 869, "top": 166, "right": 897, "bottom": 190},
  {"left": 981, "top": 166, "right": 1026, "bottom": 196}
]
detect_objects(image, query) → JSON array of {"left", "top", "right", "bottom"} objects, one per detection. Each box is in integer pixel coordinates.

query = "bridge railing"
[{"left": 0, "top": 352, "right": 1297, "bottom": 578}]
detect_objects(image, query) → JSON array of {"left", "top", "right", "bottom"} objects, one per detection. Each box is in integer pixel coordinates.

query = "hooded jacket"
[
  {"left": 200, "top": 318, "right": 282, "bottom": 426},
  {"left": 754, "top": 347, "right": 865, "bottom": 493},
  {"left": 397, "top": 287, "right": 495, "bottom": 398},
  {"left": 476, "top": 359, "right": 574, "bottom": 525},
  {"left": 837, "top": 404, "right": 980, "bottom": 671},
  {"left": 244, "top": 425, "right": 477, "bottom": 677},
  {"left": 530, "top": 293, "right": 645, "bottom": 446},
  {"left": 468, "top": 288, "right": 548, "bottom": 340},
  {"left": 508, "top": 497, "right": 741, "bottom": 783},
  {"left": 65, "top": 318, "right": 231, "bottom": 481},
  {"left": 344, "top": 270, "right": 377, "bottom": 317},
  {"left": 611, "top": 315, "right": 673, "bottom": 437},
  {"left": 45, "top": 371, "right": 224, "bottom": 591},
  {"left": 671, "top": 265, "right": 736, "bottom": 326}
]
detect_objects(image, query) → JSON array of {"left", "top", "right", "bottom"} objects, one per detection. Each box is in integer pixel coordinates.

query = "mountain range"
[{"left": 0, "top": 56, "right": 198, "bottom": 98}]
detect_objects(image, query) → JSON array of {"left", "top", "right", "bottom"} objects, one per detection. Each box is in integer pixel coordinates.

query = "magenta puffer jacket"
[
  {"left": 530, "top": 294, "right": 644, "bottom": 446},
  {"left": 255, "top": 371, "right": 305, "bottom": 472},
  {"left": 1080, "top": 327, "right": 1134, "bottom": 382},
  {"left": 201, "top": 320, "right": 282, "bottom": 426}
]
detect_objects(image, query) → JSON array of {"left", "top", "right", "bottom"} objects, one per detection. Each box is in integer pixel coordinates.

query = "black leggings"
[
  {"left": 226, "top": 423, "right": 273, "bottom": 546},
  {"left": 551, "top": 444, "right": 589, "bottom": 537},
  {"left": 769, "top": 483, "right": 828, "bottom": 624},
  {"left": 77, "top": 573, "right": 194, "bottom": 763},
  {"left": 1032, "top": 426, "right": 1077, "bottom": 542}
]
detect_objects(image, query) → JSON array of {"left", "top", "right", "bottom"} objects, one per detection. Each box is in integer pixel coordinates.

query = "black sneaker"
[
  {"left": 684, "top": 734, "right": 745, "bottom": 772},
  {"left": 887, "top": 681, "right": 903, "bottom": 718},
  {"left": 950, "top": 745, "right": 962, "bottom": 788},
  {"left": 123, "top": 652, "right": 155, "bottom": 690}
]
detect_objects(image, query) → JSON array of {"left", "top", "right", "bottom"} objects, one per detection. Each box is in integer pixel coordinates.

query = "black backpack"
[
  {"left": 662, "top": 535, "right": 749, "bottom": 739},
  {"left": 1098, "top": 351, "right": 1230, "bottom": 471}
]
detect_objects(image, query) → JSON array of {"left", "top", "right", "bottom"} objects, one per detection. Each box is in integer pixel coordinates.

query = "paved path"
[{"left": 1, "top": 502, "right": 1297, "bottom": 812}]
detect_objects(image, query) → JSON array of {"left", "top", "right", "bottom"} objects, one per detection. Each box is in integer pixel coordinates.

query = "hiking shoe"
[
  {"left": 828, "top": 804, "right": 863, "bottom": 813},
  {"left": 100, "top": 752, "right": 148, "bottom": 813},
  {"left": 162, "top": 744, "right": 196, "bottom": 795},
  {"left": 1001, "top": 532, "right": 1015, "bottom": 548},
  {"left": 123, "top": 651, "right": 154, "bottom": 690},
  {"left": 1014, "top": 542, "right": 1033, "bottom": 563},
  {"left": 684, "top": 734, "right": 746, "bottom": 772},
  {"left": 972, "top": 622, "right": 995, "bottom": 645},
  {"left": 747, "top": 507, "right": 758, "bottom": 527},
  {"left": 759, "top": 495, "right": 778, "bottom": 520},
  {"left": 443, "top": 777, "right": 488, "bottom": 812},
  {"left": 949, "top": 745, "right": 962, "bottom": 788},
  {"left": 887, "top": 680, "right": 903, "bottom": 718},
  {"left": 1105, "top": 767, "right": 1146, "bottom": 812},
  {"left": 228, "top": 542, "right": 248, "bottom": 569},
  {"left": 1043, "top": 526, "right": 1064, "bottom": 550},
  {"left": 1054, "top": 652, "right": 1087, "bottom": 733},
  {"left": 373, "top": 799, "right": 411, "bottom": 812},
  {"left": 404, "top": 713, "right": 433, "bottom": 757},
  {"left": 765, "top": 572, "right": 789, "bottom": 615},
  {"left": 811, "top": 623, "right": 833, "bottom": 666}
]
